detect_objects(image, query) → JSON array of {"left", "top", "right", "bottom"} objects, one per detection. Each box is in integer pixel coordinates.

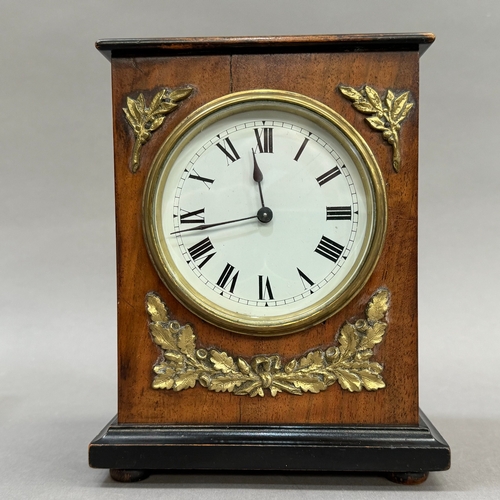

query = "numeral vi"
[{"left": 258, "top": 275, "right": 274, "bottom": 301}]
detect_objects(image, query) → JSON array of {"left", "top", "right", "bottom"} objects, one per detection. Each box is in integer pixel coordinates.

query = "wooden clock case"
[{"left": 89, "top": 34, "right": 450, "bottom": 483}]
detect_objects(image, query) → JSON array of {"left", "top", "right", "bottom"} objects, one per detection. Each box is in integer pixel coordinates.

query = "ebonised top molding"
[{"left": 96, "top": 33, "right": 435, "bottom": 61}]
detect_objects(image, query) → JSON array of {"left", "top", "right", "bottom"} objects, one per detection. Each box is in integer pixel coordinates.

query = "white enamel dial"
[{"left": 144, "top": 91, "right": 386, "bottom": 335}]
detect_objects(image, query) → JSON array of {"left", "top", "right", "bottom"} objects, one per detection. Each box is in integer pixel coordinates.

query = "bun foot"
[
  {"left": 110, "top": 469, "right": 150, "bottom": 482},
  {"left": 386, "top": 471, "right": 429, "bottom": 485}
]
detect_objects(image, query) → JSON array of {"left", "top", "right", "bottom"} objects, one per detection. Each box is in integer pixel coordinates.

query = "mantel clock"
[{"left": 89, "top": 33, "right": 450, "bottom": 484}]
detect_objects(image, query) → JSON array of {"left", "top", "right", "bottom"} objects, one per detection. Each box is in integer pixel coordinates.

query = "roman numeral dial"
[
  {"left": 172, "top": 119, "right": 362, "bottom": 307},
  {"left": 146, "top": 92, "right": 383, "bottom": 336}
]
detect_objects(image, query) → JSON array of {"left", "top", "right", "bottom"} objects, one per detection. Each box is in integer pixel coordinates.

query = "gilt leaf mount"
[
  {"left": 147, "top": 289, "right": 390, "bottom": 397},
  {"left": 339, "top": 85, "right": 413, "bottom": 172},
  {"left": 123, "top": 87, "right": 193, "bottom": 173}
]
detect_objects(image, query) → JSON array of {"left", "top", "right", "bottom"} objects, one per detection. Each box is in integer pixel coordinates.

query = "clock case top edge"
[{"left": 96, "top": 33, "right": 435, "bottom": 60}]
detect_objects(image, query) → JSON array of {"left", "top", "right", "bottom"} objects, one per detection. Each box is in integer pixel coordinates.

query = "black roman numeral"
[
  {"left": 188, "top": 170, "right": 215, "bottom": 188},
  {"left": 216, "top": 263, "right": 239, "bottom": 293},
  {"left": 180, "top": 208, "right": 205, "bottom": 224},
  {"left": 258, "top": 275, "right": 274, "bottom": 300},
  {"left": 254, "top": 127, "right": 273, "bottom": 153},
  {"left": 316, "top": 166, "right": 341, "bottom": 186},
  {"left": 314, "top": 236, "right": 344, "bottom": 263},
  {"left": 326, "top": 206, "right": 352, "bottom": 220},
  {"left": 187, "top": 237, "right": 216, "bottom": 268},
  {"left": 294, "top": 137, "right": 309, "bottom": 161},
  {"left": 297, "top": 268, "right": 314, "bottom": 292},
  {"left": 216, "top": 137, "right": 240, "bottom": 163}
]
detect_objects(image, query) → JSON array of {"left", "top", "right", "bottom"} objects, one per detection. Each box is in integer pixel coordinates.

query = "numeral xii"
[{"left": 254, "top": 127, "right": 273, "bottom": 153}]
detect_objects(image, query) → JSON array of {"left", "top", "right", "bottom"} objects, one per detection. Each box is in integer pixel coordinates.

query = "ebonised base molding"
[{"left": 89, "top": 409, "right": 450, "bottom": 484}]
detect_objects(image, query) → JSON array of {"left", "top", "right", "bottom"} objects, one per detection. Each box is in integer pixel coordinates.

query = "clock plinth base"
[{"left": 89, "top": 409, "right": 449, "bottom": 484}]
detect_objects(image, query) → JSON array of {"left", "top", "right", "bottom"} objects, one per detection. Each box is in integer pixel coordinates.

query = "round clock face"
[{"left": 144, "top": 90, "right": 386, "bottom": 336}]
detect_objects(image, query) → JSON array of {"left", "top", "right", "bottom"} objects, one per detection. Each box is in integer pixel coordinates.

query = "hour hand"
[{"left": 252, "top": 149, "right": 266, "bottom": 208}]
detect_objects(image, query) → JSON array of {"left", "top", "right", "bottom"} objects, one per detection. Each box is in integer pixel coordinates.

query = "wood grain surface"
[{"left": 105, "top": 38, "right": 423, "bottom": 426}]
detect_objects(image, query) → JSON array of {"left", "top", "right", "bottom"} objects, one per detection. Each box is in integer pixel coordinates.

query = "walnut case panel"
[{"left": 105, "top": 37, "right": 422, "bottom": 425}]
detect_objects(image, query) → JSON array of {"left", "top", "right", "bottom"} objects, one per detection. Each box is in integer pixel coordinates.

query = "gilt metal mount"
[
  {"left": 147, "top": 289, "right": 389, "bottom": 397},
  {"left": 339, "top": 85, "right": 413, "bottom": 172},
  {"left": 123, "top": 87, "right": 193, "bottom": 172}
]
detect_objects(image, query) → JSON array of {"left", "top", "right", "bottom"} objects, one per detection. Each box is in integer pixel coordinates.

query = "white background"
[{"left": 1, "top": 1, "right": 498, "bottom": 498}]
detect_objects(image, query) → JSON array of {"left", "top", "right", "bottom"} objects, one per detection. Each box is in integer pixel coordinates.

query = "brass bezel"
[{"left": 143, "top": 90, "right": 387, "bottom": 336}]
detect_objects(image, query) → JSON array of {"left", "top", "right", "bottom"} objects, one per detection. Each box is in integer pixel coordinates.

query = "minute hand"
[{"left": 171, "top": 215, "right": 258, "bottom": 235}]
